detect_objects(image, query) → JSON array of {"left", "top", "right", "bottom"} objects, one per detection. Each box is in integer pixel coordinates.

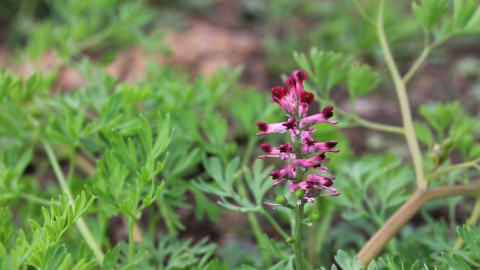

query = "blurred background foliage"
[{"left": 1, "top": 0, "right": 480, "bottom": 269}]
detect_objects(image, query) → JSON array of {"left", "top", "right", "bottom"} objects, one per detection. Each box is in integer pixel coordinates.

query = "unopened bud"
[
  {"left": 309, "top": 209, "right": 320, "bottom": 221},
  {"left": 294, "top": 189, "right": 306, "bottom": 198},
  {"left": 275, "top": 195, "right": 288, "bottom": 205}
]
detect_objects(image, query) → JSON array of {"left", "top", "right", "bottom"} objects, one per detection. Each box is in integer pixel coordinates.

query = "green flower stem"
[
  {"left": 453, "top": 197, "right": 480, "bottom": 250},
  {"left": 291, "top": 102, "right": 306, "bottom": 270},
  {"left": 262, "top": 211, "right": 290, "bottom": 239},
  {"left": 425, "top": 158, "right": 480, "bottom": 182},
  {"left": 377, "top": 0, "right": 426, "bottom": 190},
  {"left": 358, "top": 180, "right": 480, "bottom": 266},
  {"left": 42, "top": 140, "right": 105, "bottom": 263},
  {"left": 293, "top": 201, "right": 306, "bottom": 270}
]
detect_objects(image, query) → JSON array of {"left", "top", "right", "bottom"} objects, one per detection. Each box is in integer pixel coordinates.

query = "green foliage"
[
  {"left": 11, "top": 0, "right": 166, "bottom": 61},
  {"left": 334, "top": 154, "right": 412, "bottom": 226},
  {"left": 195, "top": 158, "right": 273, "bottom": 213},
  {"left": 413, "top": 0, "right": 449, "bottom": 33},
  {"left": 347, "top": 64, "right": 380, "bottom": 101},
  {"left": 293, "top": 49, "right": 353, "bottom": 97},
  {"left": 145, "top": 235, "right": 217, "bottom": 269},
  {"left": 1, "top": 0, "right": 480, "bottom": 269},
  {"left": 441, "top": 223, "right": 480, "bottom": 269}
]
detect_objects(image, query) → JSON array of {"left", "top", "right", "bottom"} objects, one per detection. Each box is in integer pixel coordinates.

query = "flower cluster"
[{"left": 256, "top": 70, "right": 339, "bottom": 205}]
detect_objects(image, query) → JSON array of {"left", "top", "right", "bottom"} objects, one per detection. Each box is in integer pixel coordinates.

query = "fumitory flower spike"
[
  {"left": 255, "top": 69, "right": 339, "bottom": 270},
  {"left": 256, "top": 70, "right": 339, "bottom": 204}
]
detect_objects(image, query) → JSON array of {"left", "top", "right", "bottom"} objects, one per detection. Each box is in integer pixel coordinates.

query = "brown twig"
[{"left": 358, "top": 180, "right": 480, "bottom": 266}]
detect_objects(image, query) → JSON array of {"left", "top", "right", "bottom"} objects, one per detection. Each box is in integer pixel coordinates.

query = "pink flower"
[
  {"left": 301, "top": 140, "right": 339, "bottom": 155},
  {"left": 268, "top": 163, "right": 296, "bottom": 180},
  {"left": 291, "top": 153, "right": 330, "bottom": 169},
  {"left": 298, "top": 91, "right": 314, "bottom": 118},
  {"left": 287, "top": 174, "right": 339, "bottom": 202},
  {"left": 299, "top": 106, "right": 338, "bottom": 128},
  {"left": 257, "top": 69, "right": 339, "bottom": 207},
  {"left": 258, "top": 142, "right": 294, "bottom": 160},
  {"left": 256, "top": 118, "right": 296, "bottom": 137},
  {"left": 285, "top": 70, "right": 308, "bottom": 100},
  {"left": 270, "top": 86, "right": 295, "bottom": 115},
  {"left": 270, "top": 70, "right": 314, "bottom": 117},
  {"left": 263, "top": 202, "right": 285, "bottom": 207}
]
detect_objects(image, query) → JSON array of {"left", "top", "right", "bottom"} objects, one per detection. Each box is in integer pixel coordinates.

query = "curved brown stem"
[{"left": 358, "top": 181, "right": 480, "bottom": 266}]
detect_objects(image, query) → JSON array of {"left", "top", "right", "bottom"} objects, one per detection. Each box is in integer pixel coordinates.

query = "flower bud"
[
  {"left": 275, "top": 195, "right": 288, "bottom": 205},
  {"left": 286, "top": 237, "right": 293, "bottom": 244},
  {"left": 309, "top": 209, "right": 320, "bottom": 221},
  {"left": 295, "top": 189, "right": 306, "bottom": 197}
]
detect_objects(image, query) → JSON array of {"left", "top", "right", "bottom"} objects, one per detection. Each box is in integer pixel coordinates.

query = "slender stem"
[
  {"left": 76, "top": 26, "right": 119, "bottom": 52},
  {"left": 308, "top": 222, "right": 317, "bottom": 267},
  {"left": 0, "top": 193, "right": 54, "bottom": 205},
  {"left": 237, "top": 183, "right": 272, "bottom": 267},
  {"left": 75, "top": 153, "right": 96, "bottom": 176},
  {"left": 234, "top": 137, "right": 272, "bottom": 266},
  {"left": 157, "top": 201, "right": 177, "bottom": 235},
  {"left": 402, "top": 47, "right": 430, "bottom": 85},
  {"left": 67, "top": 147, "right": 76, "bottom": 182},
  {"left": 262, "top": 211, "right": 290, "bottom": 239},
  {"left": 242, "top": 138, "right": 257, "bottom": 169},
  {"left": 292, "top": 102, "right": 306, "bottom": 270},
  {"left": 377, "top": 0, "right": 426, "bottom": 190},
  {"left": 314, "top": 199, "right": 334, "bottom": 264},
  {"left": 128, "top": 216, "right": 135, "bottom": 260},
  {"left": 352, "top": 0, "right": 376, "bottom": 27},
  {"left": 22, "top": 194, "right": 55, "bottom": 205},
  {"left": 309, "top": 200, "right": 334, "bottom": 266},
  {"left": 358, "top": 180, "right": 480, "bottom": 266},
  {"left": 425, "top": 158, "right": 480, "bottom": 182},
  {"left": 352, "top": 115, "right": 404, "bottom": 134},
  {"left": 293, "top": 201, "right": 306, "bottom": 270},
  {"left": 453, "top": 198, "right": 480, "bottom": 250},
  {"left": 335, "top": 105, "right": 404, "bottom": 134},
  {"left": 18, "top": 0, "right": 38, "bottom": 18},
  {"left": 42, "top": 140, "right": 105, "bottom": 262},
  {"left": 466, "top": 5, "right": 480, "bottom": 29}
]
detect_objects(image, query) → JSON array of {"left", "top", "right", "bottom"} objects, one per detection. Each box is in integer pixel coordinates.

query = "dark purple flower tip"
[
  {"left": 284, "top": 76, "right": 297, "bottom": 89},
  {"left": 279, "top": 142, "right": 293, "bottom": 153},
  {"left": 322, "top": 106, "right": 334, "bottom": 118},
  {"left": 260, "top": 143, "right": 273, "bottom": 153},
  {"left": 268, "top": 169, "right": 286, "bottom": 179},
  {"left": 325, "top": 141, "right": 338, "bottom": 148},
  {"left": 271, "top": 86, "right": 286, "bottom": 100},
  {"left": 256, "top": 121, "right": 268, "bottom": 132},
  {"left": 293, "top": 70, "right": 308, "bottom": 81},
  {"left": 282, "top": 118, "right": 296, "bottom": 130},
  {"left": 300, "top": 91, "right": 314, "bottom": 104}
]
